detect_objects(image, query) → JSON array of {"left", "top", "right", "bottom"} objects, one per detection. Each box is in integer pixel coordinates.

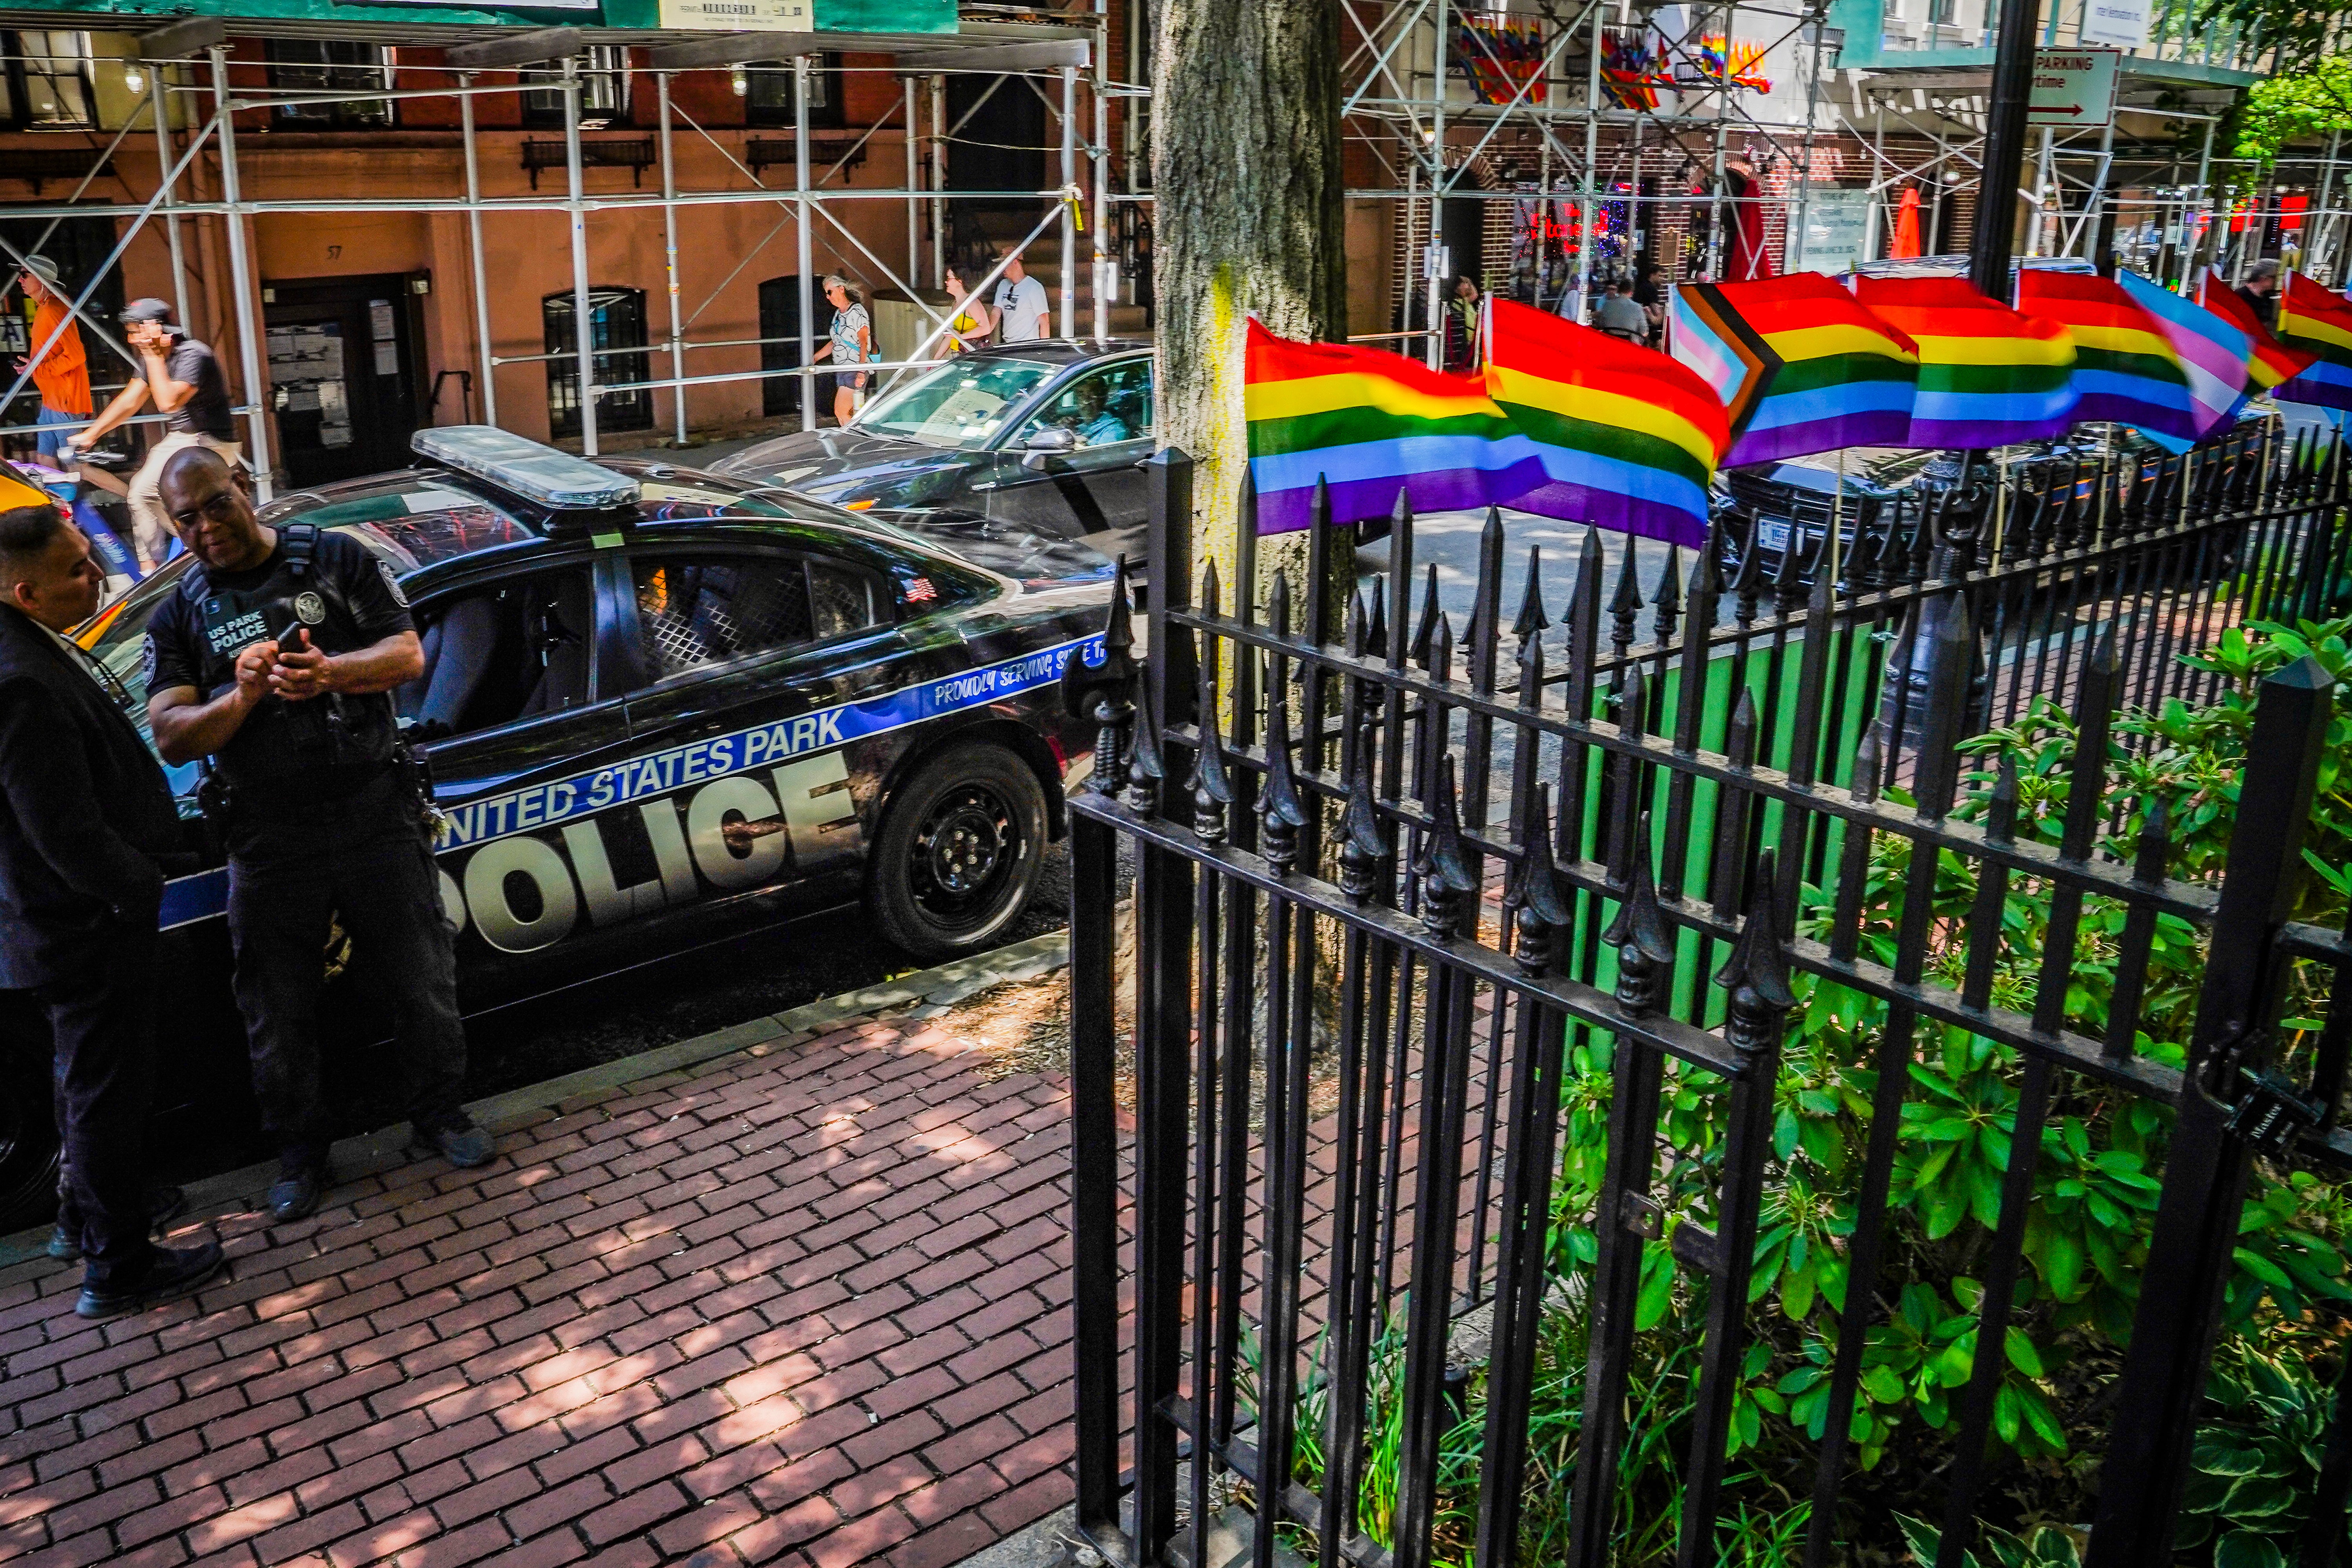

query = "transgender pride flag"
[{"left": 2114, "top": 269, "right": 2251, "bottom": 443}]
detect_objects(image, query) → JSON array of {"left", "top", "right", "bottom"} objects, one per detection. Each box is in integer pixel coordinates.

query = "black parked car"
[
  {"left": 0, "top": 426, "right": 1115, "bottom": 1228},
  {"left": 715, "top": 340, "right": 1156, "bottom": 574}
]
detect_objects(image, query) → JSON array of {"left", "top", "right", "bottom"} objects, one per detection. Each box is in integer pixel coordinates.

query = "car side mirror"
[{"left": 1020, "top": 426, "right": 1078, "bottom": 469}]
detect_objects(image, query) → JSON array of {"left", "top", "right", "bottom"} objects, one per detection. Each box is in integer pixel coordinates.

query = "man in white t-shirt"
[{"left": 993, "top": 253, "right": 1052, "bottom": 343}]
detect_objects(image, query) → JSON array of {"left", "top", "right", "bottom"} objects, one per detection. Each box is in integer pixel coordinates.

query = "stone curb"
[{"left": 0, "top": 929, "right": 1071, "bottom": 1272}]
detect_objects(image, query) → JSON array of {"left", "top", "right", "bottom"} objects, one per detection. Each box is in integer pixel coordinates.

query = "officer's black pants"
[
  {"left": 226, "top": 773, "right": 467, "bottom": 1160},
  {"left": 39, "top": 922, "right": 157, "bottom": 1287}
]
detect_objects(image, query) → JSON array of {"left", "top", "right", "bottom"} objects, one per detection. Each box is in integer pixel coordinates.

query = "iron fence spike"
[
  {"left": 1366, "top": 575, "right": 1388, "bottom": 654},
  {"left": 1517, "top": 626, "right": 1545, "bottom": 701},
  {"left": 1602, "top": 810, "right": 1675, "bottom": 981},
  {"left": 2133, "top": 795, "right": 2171, "bottom": 883},
  {"left": 1124, "top": 668, "right": 1164, "bottom": 814},
  {"left": 1409, "top": 563, "right": 1440, "bottom": 666},
  {"left": 1609, "top": 543, "right": 1644, "bottom": 653},
  {"left": 1713, "top": 847, "right": 1797, "bottom": 1018},
  {"left": 1269, "top": 568, "right": 1291, "bottom": 639},
  {"left": 1986, "top": 753, "right": 2018, "bottom": 847},
  {"left": 1259, "top": 683, "right": 1308, "bottom": 869},
  {"left": 1510, "top": 784, "right": 1572, "bottom": 955},
  {"left": 1338, "top": 718, "right": 1390, "bottom": 902},
  {"left": 1430, "top": 611, "right": 1454, "bottom": 680},
  {"left": 1513, "top": 546, "right": 1551, "bottom": 638},
  {"left": 1412, "top": 753, "right": 1478, "bottom": 935},
  {"left": 1349, "top": 590, "right": 1369, "bottom": 659},
  {"left": 1727, "top": 684, "right": 1757, "bottom": 766},
  {"left": 1619, "top": 662, "right": 1648, "bottom": 740},
  {"left": 1849, "top": 722, "right": 1884, "bottom": 804}
]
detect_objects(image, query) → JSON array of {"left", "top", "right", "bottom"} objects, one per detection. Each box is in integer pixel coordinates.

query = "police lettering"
[{"left": 436, "top": 754, "right": 860, "bottom": 954}]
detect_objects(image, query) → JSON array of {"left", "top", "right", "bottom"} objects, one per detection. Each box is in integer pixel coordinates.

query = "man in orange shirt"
[{"left": 14, "top": 257, "right": 91, "bottom": 465}]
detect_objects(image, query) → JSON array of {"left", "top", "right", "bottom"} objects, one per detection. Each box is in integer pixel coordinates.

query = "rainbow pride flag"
[
  {"left": 2015, "top": 269, "right": 2197, "bottom": 450},
  {"left": 1853, "top": 276, "right": 2078, "bottom": 448},
  {"left": 2200, "top": 269, "right": 2317, "bottom": 392},
  {"left": 1671, "top": 273, "right": 1918, "bottom": 465},
  {"left": 1484, "top": 296, "right": 1728, "bottom": 547},
  {"left": 1243, "top": 319, "right": 1541, "bottom": 534},
  {"left": 2276, "top": 273, "right": 2352, "bottom": 412}
]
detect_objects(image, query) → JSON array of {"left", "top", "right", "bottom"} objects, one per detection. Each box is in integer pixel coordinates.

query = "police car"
[{"left": 0, "top": 426, "right": 1114, "bottom": 1229}]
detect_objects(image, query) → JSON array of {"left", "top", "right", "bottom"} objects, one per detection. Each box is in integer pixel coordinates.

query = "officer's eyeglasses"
[{"left": 168, "top": 491, "right": 242, "bottom": 531}]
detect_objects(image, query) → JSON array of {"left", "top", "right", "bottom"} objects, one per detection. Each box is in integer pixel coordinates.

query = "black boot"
[
  {"left": 74, "top": 1240, "right": 226, "bottom": 1319},
  {"left": 267, "top": 1151, "right": 330, "bottom": 1222}
]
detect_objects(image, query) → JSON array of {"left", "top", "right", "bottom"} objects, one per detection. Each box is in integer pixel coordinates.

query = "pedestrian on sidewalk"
[
  {"left": 809, "top": 275, "right": 873, "bottom": 428},
  {"left": 13, "top": 257, "right": 92, "bottom": 465},
  {"left": 71, "top": 299, "right": 241, "bottom": 573},
  {"left": 941, "top": 264, "right": 994, "bottom": 353},
  {"left": 993, "top": 251, "right": 1051, "bottom": 343},
  {"left": 143, "top": 447, "right": 493, "bottom": 1223},
  {"left": 0, "top": 501, "right": 223, "bottom": 1318}
]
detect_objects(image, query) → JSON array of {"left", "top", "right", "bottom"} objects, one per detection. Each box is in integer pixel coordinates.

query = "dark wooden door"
[{"left": 263, "top": 273, "right": 419, "bottom": 486}]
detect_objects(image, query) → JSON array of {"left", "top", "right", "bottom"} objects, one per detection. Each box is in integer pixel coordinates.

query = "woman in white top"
[{"left": 810, "top": 275, "right": 873, "bottom": 426}]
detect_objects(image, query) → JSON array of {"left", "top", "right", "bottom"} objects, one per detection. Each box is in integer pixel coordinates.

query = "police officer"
[{"left": 143, "top": 446, "right": 492, "bottom": 1221}]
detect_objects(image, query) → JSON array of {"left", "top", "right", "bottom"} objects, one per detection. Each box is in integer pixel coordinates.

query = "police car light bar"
[{"left": 411, "top": 426, "right": 641, "bottom": 514}]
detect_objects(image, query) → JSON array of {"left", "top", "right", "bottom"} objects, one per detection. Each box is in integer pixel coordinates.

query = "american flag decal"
[{"left": 904, "top": 577, "right": 937, "bottom": 603}]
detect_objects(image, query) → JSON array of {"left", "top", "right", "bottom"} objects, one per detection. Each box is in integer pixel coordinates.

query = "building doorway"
[
  {"left": 542, "top": 287, "right": 652, "bottom": 441},
  {"left": 758, "top": 276, "right": 802, "bottom": 420},
  {"left": 263, "top": 273, "right": 419, "bottom": 487}
]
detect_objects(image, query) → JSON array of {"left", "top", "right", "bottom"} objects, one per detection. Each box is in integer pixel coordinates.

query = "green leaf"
[
  {"left": 2193, "top": 1437, "right": 2266, "bottom": 1476},
  {"left": 1896, "top": 1515, "right": 1944, "bottom": 1567},
  {"left": 1635, "top": 1246, "right": 1674, "bottom": 1332},
  {"left": 2004, "top": 1327, "right": 2045, "bottom": 1378},
  {"left": 2213, "top": 1532, "right": 2287, "bottom": 1568}
]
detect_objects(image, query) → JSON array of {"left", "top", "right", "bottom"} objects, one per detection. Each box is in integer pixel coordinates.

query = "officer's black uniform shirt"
[{"left": 145, "top": 530, "right": 415, "bottom": 797}]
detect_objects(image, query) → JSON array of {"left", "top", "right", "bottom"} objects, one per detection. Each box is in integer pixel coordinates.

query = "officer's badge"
[
  {"left": 294, "top": 591, "right": 328, "bottom": 626},
  {"left": 142, "top": 639, "right": 157, "bottom": 685},
  {"left": 377, "top": 558, "right": 410, "bottom": 608}
]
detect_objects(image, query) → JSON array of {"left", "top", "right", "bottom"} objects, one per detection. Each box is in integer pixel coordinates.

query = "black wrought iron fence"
[{"left": 1061, "top": 432, "right": 2352, "bottom": 1568}]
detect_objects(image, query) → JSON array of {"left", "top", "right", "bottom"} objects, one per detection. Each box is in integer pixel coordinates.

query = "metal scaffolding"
[
  {"left": 0, "top": 9, "right": 1152, "bottom": 501},
  {"left": 1330, "top": 0, "right": 2303, "bottom": 341}
]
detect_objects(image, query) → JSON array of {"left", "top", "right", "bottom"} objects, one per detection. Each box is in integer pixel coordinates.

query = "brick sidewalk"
[{"left": 0, "top": 1000, "right": 1094, "bottom": 1568}]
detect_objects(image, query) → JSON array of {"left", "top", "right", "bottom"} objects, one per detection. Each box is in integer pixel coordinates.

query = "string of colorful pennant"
[{"left": 1243, "top": 267, "right": 2345, "bottom": 550}]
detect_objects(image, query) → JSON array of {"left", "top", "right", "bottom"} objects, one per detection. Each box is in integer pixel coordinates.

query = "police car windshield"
[
  {"left": 260, "top": 484, "right": 535, "bottom": 572},
  {"left": 854, "top": 358, "right": 1057, "bottom": 447}
]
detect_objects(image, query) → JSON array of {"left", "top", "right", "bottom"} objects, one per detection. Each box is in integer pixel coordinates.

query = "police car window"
[
  {"left": 78, "top": 563, "right": 201, "bottom": 796},
  {"left": 398, "top": 566, "right": 597, "bottom": 740},
  {"left": 1010, "top": 360, "right": 1154, "bottom": 450},
  {"left": 631, "top": 554, "right": 879, "bottom": 681}
]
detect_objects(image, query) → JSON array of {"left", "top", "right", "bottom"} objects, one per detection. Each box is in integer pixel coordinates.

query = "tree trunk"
[{"left": 1152, "top": 0, "right": 1348, "bottom": 604}]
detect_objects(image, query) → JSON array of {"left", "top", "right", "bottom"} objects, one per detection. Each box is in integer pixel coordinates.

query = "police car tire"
[{"left": 869, "top": 742, "right": 1047, "bottom": 962}]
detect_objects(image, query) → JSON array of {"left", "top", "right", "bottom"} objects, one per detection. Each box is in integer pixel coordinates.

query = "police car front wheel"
[{"left": 870, "top": 743, "right": 1047, "bottom": 961}]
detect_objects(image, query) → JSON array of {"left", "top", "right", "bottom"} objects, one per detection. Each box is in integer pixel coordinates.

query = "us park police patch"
[{"left": 377, "top": 558, "right": 410, "bottom": 607}]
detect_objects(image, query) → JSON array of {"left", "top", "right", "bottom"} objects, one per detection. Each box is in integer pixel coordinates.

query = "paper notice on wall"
[
  {"left": 2080, "top": 0, "right": 2149, "bottom": 49},
  {"left": 657, "top": 0, "right": 810, "bottom": 30},
  {"left": 1790, "top": 187, "right": 1874, "bottom": 274},
  {"left": 285, "top": 386, "right": 321, "bottom": 413},
  {"left": 369, "top": 301, "right": 396, "bottom": 342},
  {"left": 375, "top": 341, "right": 399, "bottom": 376}
]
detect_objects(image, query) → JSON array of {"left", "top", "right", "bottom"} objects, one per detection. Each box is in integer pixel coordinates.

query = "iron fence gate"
[{"left": 1062, "top": 431, "right": 2352, "bottom": 1568}]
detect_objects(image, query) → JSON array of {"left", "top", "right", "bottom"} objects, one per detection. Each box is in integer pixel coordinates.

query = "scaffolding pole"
[
  {"left": 460, "top": 71, "right": 499, "bottom": 426},
  {"left": 796, "top": 53, "right": 817, "bottom": 433},
  {"left": 210, "top": 44, "right": 275, "bottom": 502},
  {"left": 563, "top": 57, "right": 598, "bottom": 457}
]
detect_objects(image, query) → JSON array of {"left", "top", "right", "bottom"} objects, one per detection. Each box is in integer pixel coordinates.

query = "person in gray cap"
[
  {"left": 13, "top": 257, "right": 93, "bottom": 465},
  {"left": 71, "top": 299, "right": 240, "bottom": 572}
]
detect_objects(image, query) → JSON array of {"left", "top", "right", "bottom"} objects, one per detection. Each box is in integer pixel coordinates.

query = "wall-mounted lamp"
[
  {"left": 123, "top": 63, "right": 146, "bottom": 96},
  {"left": 731, "top": 67, "right": 748, "bottom": 97}
]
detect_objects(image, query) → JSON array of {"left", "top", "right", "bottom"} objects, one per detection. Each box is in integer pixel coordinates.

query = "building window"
[
  {"left": 266, "top": 40, "right": 395, "bottom": 129},
  {"left": 4, "top": 31, "right": 96, "bottom": 130},
  {"left": 524, "top": 46, "right": 630, "bottom": 129},
  {"left": 543, "top": 287, "right": 652, "bottom": 439},
  {"left": 742, "top": 55, "right": 842, "bottom": 130}
]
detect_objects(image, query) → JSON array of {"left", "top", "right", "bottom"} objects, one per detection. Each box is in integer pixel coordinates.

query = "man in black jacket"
[{"left": 0, "top": 502, "right": 224, "bottom": 1316}]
